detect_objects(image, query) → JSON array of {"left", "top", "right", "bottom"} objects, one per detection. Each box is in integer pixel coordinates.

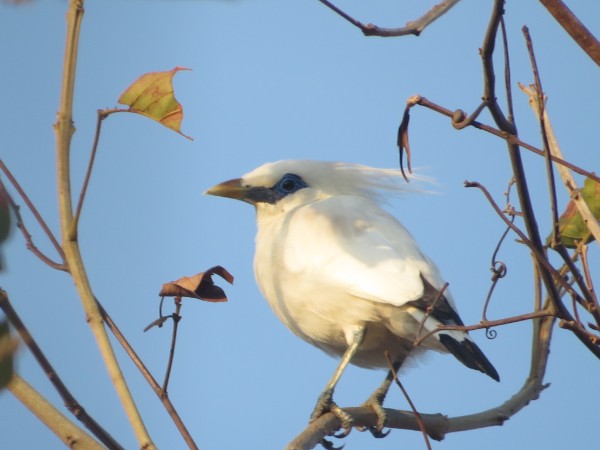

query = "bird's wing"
[
  {"left": 275, "top": 195, "right": 500, "bottom": 381},
  {"left": 281, "top": 195, "right": 446, "bottom": 307}
]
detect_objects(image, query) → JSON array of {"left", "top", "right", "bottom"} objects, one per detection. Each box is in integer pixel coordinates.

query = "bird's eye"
[
  {"left": 274, "top": 173, "right": 307, "bottom": 197},
  {"left": 281, "top": 178, "right": 297, "bottom": 192}
]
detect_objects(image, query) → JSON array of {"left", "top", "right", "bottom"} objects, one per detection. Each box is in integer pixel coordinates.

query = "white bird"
[{"left": 206, "top": 160, "right": 499, "bottom": 437}]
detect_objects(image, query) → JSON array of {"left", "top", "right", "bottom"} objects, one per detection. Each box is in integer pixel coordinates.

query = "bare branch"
[
  {"left": 288, "top": 317, "right": 553, "bottom": 449},
  {"left": 404, "top": 96, "right": 600, "bottom": 184},
  {"left": 162, "top": 298, "right": 182, "bottom": 395},
  {"left": 414, "top": 309, "right": 554, "bottom": 348},
  {"left": 385, "top": 351, "right": 431, "bottom": 450},
  {"left": 0, "top": 289, "right": 124, "bottom": 450},
  {"left": 539, "top": 0, "right": 600, "bottom": 66},
  {"left": 97, "top": 299, "right": 200, "bottom": 450},
  {"left": 317, "top": 0, "right": 460, "bottom": 37},
  {"left": 8, "top": 375, "right": 106, "bottom": 450},
  {"left": 0, "top": 160, "right": 66, "bottom": 268},
  {"left": 522, "top": 26, "right": 561, "bottom": 245},
  {"left": 53, "top": 1, "right": 156, "bottom": 448}
]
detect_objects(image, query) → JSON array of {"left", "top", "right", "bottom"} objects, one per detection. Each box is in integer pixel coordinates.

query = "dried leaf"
[
  {"left": 0, "top": 185, "right": 11, "bottom": 271},
  {"left": 118, "top": 67, "right": 192, "bottom": 140},
  {"left": 397, "top": 104, "right": 412, "bottom": 182},
  {"left": 553, "top": 177, "right": 600, "bottom": 248},
  {"left": 159, "top": 266, "right": 234, "bottom": 302},
  {"left": 0, "top": 321, "right": 15, "bottom": 390}
]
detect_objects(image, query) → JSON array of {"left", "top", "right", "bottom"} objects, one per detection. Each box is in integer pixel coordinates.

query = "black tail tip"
[{"left": 439, "top": 334, "right": 500, "bottom": 382}]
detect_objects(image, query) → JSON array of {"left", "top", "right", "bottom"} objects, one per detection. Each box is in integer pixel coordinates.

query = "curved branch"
[{"left": 288, "top": 316, "right": 555, "bottom": 450}]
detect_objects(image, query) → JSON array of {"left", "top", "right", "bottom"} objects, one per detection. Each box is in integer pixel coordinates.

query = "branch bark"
[
  {"left": 539, "top": 0, "right": 600, "bottom": 66},
  {"left": 317, "top": 0, "right": 460, "bottom": 37},
  {"left": 53, "top": 1, "right": 156, "bottom": 448},
  {"left": 0, "top": 289, "right": 124, "bottom": 450},
  {"left": 287, "top": 316, "right": 555, "bottom": 449},
  {"left": 8, "top": 374, "right": 106, "bottom": 450}
]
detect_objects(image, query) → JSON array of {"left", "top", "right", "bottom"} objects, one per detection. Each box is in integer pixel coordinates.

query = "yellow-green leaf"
[
  {"left": 118, "top": 67, "right": 192, "bottom": 140},
  {"left": 552, "top": 177, "right": 600, "bottom": 248}
]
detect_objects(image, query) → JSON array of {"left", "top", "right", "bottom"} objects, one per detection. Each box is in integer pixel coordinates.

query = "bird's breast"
[{"left": 253, "top": 210, "right": 378, "bottom": 351}]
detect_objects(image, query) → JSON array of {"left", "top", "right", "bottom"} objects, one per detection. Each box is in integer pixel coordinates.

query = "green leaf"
[
  {"left": 0, "top": 321, "right": 15, "bottom": 390},
  {"left": 552, "top": 177, "right": 600, "bottom": 248},
  {"left": 118, "top": 67, "right": 192, "bottom": 140}
]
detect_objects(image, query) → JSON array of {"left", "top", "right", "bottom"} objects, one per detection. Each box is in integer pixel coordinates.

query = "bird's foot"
[
  {"left": 310, "top": 388, "right": 354, "bottom": 440},
  {"left": 361, "top": 390, "right": 391, "bottom": 438}
]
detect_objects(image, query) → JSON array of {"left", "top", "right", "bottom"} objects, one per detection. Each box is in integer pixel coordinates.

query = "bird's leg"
[
  {"left": 361, "top": 361, "right": 401, "bottom": 438},
  {"left": 310, "top": 326, "right": 366, "bottom": 437}
]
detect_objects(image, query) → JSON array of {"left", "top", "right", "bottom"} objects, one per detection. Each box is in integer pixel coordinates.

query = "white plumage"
[{"left": 206, "top": 160, "right": 498, "bottom": 434}]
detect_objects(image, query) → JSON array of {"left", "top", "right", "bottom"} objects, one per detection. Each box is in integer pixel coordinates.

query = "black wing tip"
[{"left": 438, "top": 334, "right": 500, "bottom": 382}]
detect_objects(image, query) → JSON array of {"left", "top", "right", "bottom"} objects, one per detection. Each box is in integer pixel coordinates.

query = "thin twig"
[
  {"left": 464, "top": 181, "right": 583, "bottom": 305},
  {"left": 500, "top": 17, "right": 515, "bottom": 123},
  {"left": 0, "top": 179, "right": 67, "bottom": 270},
  {"left": 416, "top": 282, "right": 449, "bottom": 339},
  {"left": 384, "top": 351, "right": 431, "bottom": 450},
  {"left": 408, "top": 96, "right": 600, "bottom": 184},
  {"left": 480, "top": 0, "right": 512, "bottom": 131},
  {"left": 413, "top": 309, "right": 554, "bottom": 348},
  {"left": 523, "top": 26, "right": 561, "bottom": 245},
  {"left": 0, "top": 289, "right": 124, "bottom": 450},
  {"left": 479, "top": 1, "right": 583, "bottom": 361},
  {"left": 97, "top": 299, "right": 200, "bottom": 450},
  {"left": 579, "top": 244, "right": 599, "bottom": 311},
  {"left": 0, "top": 159, "right": 65, "bottom": 265},
  {"left": 451, "top": 101, "right": 488, "bottom": 130},
  {"left": 162, "top": 298, "right": 182, "bottom": 395},
  {"left": 466, "top": 181, "right": 600, "bottom": 357},
  {"left": 73, "top": 110, "right": 104, "bottom": 231},
  {"left": 317, "top": 0, "right": 460, "bottom": 37}
]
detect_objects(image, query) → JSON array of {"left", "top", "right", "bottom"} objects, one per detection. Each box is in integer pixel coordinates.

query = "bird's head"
[{"left": 205, "top": 160, "right": 413, "bottom": 215}]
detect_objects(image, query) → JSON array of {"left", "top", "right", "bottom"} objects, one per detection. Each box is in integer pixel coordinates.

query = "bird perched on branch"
[{"left": 206, "top": 160, "right": 499, "bottom": 437}]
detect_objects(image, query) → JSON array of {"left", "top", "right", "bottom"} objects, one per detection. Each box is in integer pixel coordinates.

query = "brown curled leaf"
[
  {"left": 397, "top": 101, "right": 414, "bottom": 182},
  {"left": 159, "top": 266, "right": 234, "bottom": 302}
]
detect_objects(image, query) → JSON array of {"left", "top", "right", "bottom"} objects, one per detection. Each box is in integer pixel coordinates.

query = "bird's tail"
[
  {"left": 438, "top": 333, "right": 500, "bottom": 381},
  {"left": 410, "top": 275, "right": 500, "bottom": 382}
]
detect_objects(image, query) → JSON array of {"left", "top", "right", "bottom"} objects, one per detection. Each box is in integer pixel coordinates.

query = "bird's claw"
[
  {"left": 311, "top": 389, "right": 354, "bottom": 440},
  {"left": 362, "top": 390, "right": 390, "bottom": 437},
  {"left": 320, "top": 438, "right": 344, "bottom": 450},
  {"left": 330, "top": 404, "right": 354, "bottom": 437},
  {"left": 369, "top": 426, "right": 391, "bottom": 438},
  {"left": 310, "top": 388, "right": 334, "bottom": 423}
]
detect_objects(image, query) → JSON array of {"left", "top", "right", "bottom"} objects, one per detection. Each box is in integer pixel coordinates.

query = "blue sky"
[{"left": 1, "top": 1, "right": 599, "bottom": 449}]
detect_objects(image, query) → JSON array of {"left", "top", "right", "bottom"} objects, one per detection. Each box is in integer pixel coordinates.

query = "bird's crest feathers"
[{"left": 242, "top": 160, "right": 426, "bottom": 203}]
